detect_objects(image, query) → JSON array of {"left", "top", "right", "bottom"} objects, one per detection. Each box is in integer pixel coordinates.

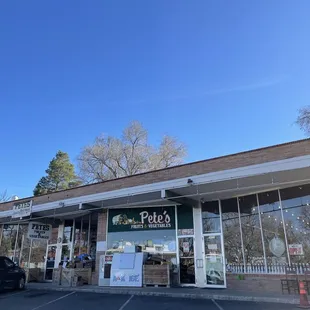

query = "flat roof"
[{"left": 1, "top": 138, "right": 309, "bottom": 211}]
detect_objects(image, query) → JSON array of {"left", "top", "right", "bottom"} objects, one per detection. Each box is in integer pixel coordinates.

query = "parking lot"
[{"left": 0, "top": 289, "right": 298, "bottom": 310}]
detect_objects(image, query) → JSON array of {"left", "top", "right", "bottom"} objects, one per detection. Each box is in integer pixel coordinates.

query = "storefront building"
[{"left": 1, "top": 139, "right": 310, "bottom": 289}]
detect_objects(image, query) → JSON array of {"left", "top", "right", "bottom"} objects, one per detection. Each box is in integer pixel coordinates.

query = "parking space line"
[
  {"left": 118, "top": 295, "right": 134, "bottom": 310},
  {"left": 30, "top": 291, "right": 75, "bottom": 310},
  {"left": 0, "top": 289, "right": 29, "bottom": 299},
  {"left": 211, "top": 299, "right": 224, "bottom": 310}
]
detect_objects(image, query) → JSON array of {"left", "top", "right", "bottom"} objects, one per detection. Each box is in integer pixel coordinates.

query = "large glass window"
[
  {"left": 0, "top": 225, "right": 18, "bottom": 258},
  {"left": 258, "top": 191, "right": 287, "bottom": 264},
  {"left": 280, "top": 185, "right": 310, "bottom": 263},
  {"left": 239, "top": 194, "right": 264, "bottom": 265},
  {"left": 202, "top": 201, "right": 221, "bottom": 233},
  {"left": 221, "top": 198, "right": 243, "bottom": 266},
  {"left": 107, "top": 230, "right": 176, "bottom": 255}
]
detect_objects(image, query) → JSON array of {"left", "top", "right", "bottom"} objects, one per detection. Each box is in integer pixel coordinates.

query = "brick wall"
[
  {"left": 91, "top": 210, "right": 108, "bottom": 285},
  {"left": 227, "top": 274, "right": 283, "bottom": 293},
  {"left": 1, "top": 139, "right": 310, "bottom": 213}
]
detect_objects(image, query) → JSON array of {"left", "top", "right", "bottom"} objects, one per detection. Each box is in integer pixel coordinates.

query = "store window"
[
  {"left": 177, "top": 205, "right": 194, "bottom": 236},
  {"left": 280, "top": 185, "right": 310, "bottom": 263},
  {"left": 258, "top": 190, "right": 287, "bottom": 264},
  {"left": 0, "top": 225, "right": 19, "bottom": 258},
  {"left": 239, "top": 194, "right": 264, "bottom": 265},
  {"left": 221, "top": 198, "right": 243, "bottom": 266},
  {"left": 202, "top": 201, "right": 221, "bottom": 233}
]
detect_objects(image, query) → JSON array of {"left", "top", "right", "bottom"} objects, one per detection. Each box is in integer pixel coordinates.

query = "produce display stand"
[
  {"left": 143, "top": 264, "right": 170, "bottom": 287},
  {"left": 25, "top": 268, "right": 43, "bottom": 283},
  {"left": 52, "top": 267, "right": 92, "bottom": 287}
]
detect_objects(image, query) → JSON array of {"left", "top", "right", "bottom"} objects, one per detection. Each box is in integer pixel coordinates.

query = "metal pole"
[
  {"left": 19, "top": 234, "right": 25, "bottom": 266},
  {"left": 70, "top": 219, "right": 75, "bottom": 261},
  {"left": 237, "top": 197, "right": 246, "bottom": 272},
  {"left": 79, "top": 216, "right": 83, "bottom": 255},
  {"left": 13, "top": 224, "right": 20, "bottom": 262},
  {"left": 256, "top": 194, "right": 268, "bottom": 273},
  {"left": 26, "top": 239, "right": 33, "bottom": 283},
  {"left": 0, "top": 224, "right": 3, "bottom": 247},
  {"left": 87, "top": 214, "right": 91, "bottom": 254},
  {"left": 278, "top": 189, "right": 291, "bottom": 265}
]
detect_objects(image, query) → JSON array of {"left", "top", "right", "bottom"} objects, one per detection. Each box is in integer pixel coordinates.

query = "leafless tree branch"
[{"left": 77, "top": 121, "right": 187, "bottom": 183}]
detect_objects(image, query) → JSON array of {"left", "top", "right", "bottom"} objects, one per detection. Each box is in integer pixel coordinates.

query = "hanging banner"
[
  {"left": 27, "top": 222, "right": 52, "bottom": 240},
  {"left": 12, "top": 200, "right": 32, "bottom": 218},
  {"left": 108, "top": 207, "right": 175, "bottom": 232}
]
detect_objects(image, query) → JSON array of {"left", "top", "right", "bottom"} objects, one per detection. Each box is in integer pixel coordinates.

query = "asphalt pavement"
[{"left": 0, "top": 289, "right": 299, "bottom": 310}]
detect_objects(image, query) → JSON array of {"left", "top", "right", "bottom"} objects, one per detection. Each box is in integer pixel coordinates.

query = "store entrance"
[
  {"left": 204, "top": 234, "right": 226, "bottom": 287},
  {"left": 44, "top": 245, "right": 56, "bottom": 281},
  {"left": 178, "top": 237, "right": 195, "bottom": 285},
  {"left": 201, "top": 200, "right": 226, "bottom": 288}
]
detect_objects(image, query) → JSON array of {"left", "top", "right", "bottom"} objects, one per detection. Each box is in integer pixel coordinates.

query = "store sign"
[
  {"left": 12, "top": 200, "right": 32, "bottom": 218},
  {"left": 108, "top": 207, "right": 175, "bottom": 232},
  {"left": 27, "top": 222, "right": 52, "bottom": 240},
  {"left": 269, "top": 237, "right": 286, "bottom": 257},
  {"left": 289, "top": 244, "right": 304, "bottom": 256}
]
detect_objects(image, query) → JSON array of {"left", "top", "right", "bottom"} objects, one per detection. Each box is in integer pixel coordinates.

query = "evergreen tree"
[{"left": 33, "top": 151, "right": 81, "bottom": 196}]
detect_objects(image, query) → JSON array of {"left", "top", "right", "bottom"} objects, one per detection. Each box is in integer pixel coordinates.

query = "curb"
[{"left": 28, "top": 285, "right": 299, "bottom": 305}]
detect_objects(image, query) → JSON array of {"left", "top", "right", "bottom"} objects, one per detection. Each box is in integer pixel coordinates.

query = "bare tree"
[
  {"left": 297, "top": 106, "right": 310, "bottom": 135},
  {"left": 0, "top": 190, "right": 10, "bottom": 202},
  {"left": 78, "top": 121, "right": 187, "bottom": 183}
]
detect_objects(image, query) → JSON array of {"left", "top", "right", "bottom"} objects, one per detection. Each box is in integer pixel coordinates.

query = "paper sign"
[
  {"left": 289, "top": 244, "right": 304, "bottom": 256},
  {"left": 208, "top": 244, "right": 218, "bottom": 250},
  {"left": 183, "top": 242, "right": 190, "bottom": 253}
]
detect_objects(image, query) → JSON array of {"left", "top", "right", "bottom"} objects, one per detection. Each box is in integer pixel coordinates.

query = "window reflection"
[
  {"left": 107, "top": 230, "right": 176, "bottom": 255},
  {"left": 258, "top": 191, "right": 287, "bottom": 264},
  {"left": 221, "top": 198, "right": 243, "bottom": 265},
  {"left": 202, "top": 201, "right": 221, "bottom": 233},
  {"left": 280, "top": 185, "right": 310, "bottom": 263},
  {"left": 239, "top": 194, "right": 264, "bottom": 264}
]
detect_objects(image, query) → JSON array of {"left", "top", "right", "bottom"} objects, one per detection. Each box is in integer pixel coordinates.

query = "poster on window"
[
  {"left": 289, "top": 244, "right": 304, "bottom": 256},
  {"left": 183, "top": 242, "right": 190, "bottom": 253}
]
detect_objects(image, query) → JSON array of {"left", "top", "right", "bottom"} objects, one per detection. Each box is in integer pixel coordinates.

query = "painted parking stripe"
[
  {"left": 30, "top": 291, "right": 75, "bottom": 310},
  {"left": 0, "top": 289, "right": 29, "bottom": 299},
  {"left": 211, "top": 299, "right": 224, "bottom": 310},
  {"left": 118, "top": 295, "right": 134, "bottom": 310}
]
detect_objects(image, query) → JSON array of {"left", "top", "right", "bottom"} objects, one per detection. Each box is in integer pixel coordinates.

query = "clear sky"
[{"left": 0, "top": 0, "right": 309, "bottom": 198}]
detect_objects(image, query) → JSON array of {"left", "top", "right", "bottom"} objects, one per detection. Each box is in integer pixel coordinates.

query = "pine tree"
[{"left": 33, "top": 151, "right": 81, "bottom": 196}]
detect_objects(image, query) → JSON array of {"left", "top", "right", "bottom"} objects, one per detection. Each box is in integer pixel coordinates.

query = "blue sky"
[{"left": 0, "top": 0, "right": 309, "bottom": 198}]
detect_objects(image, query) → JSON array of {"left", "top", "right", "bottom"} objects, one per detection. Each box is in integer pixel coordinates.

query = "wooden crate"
[
  {"left": 73, "top": 268, "right": 92, "bottom": 284},
  {"left": 143, "top": 265, "right": 170, "bottom": 287},
  {"left": 61, "top": 269, "right": 74, "bottom": 287},
  {"left": 25, "top": 268, "right": 43, "bottom": 283},
  {"left": 52, "top": 268, "right": 61, "bottom": 285}
]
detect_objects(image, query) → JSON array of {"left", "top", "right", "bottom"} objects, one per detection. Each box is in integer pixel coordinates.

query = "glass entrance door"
[
  {"left": 201, "top": 200, "right": 226, "bottom": 288},
  {"left": 178, "top": 237, "right": 195, "bottom": 284},
  {"left": 45, "top": 245, "right": 56, "bottom": 281},
  {"left": 204, "top": 235, "right": 226, "bottom": 287}
]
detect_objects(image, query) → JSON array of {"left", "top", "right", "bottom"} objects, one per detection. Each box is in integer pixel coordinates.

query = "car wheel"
[{"left": 17, "top": 277, "right": 25, "bottom": 290}]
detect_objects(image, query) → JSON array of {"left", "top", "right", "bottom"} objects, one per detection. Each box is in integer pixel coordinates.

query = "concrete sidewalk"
[{"left": 27, "top": 282, "right": 300, "bottom": 305}]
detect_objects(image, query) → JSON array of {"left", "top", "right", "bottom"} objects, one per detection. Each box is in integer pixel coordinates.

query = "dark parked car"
[{"left": 0, "top": 256, "right": 26, "bottom": 291}]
